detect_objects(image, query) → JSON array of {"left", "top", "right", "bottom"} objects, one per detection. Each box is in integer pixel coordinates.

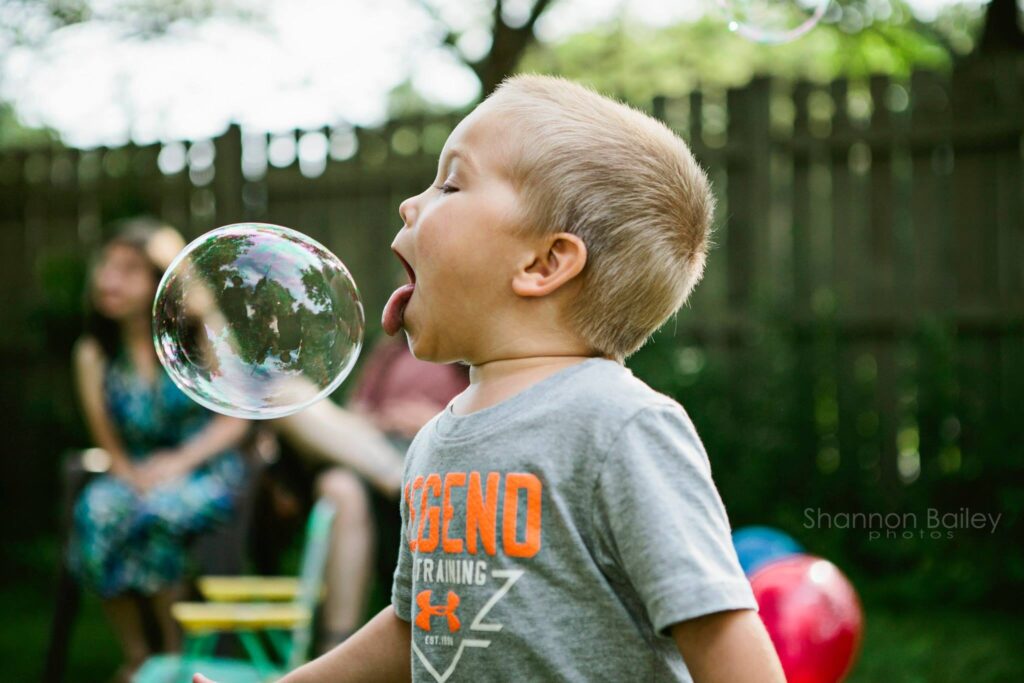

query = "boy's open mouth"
[{"left": 382, "top": 249, "right": 416, "bottom": 336}]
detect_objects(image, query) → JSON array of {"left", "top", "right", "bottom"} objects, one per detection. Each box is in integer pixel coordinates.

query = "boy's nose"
[{"left": 398, "top": 195, "right": 418, "bottom": 228}]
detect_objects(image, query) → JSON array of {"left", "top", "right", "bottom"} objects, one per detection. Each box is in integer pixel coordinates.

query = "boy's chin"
[
  {"left": 402, "top": 327, "right": 432, "bottom": 361},
  {"left": 404, "top": 327, "right": 458, "bottom": 365}
]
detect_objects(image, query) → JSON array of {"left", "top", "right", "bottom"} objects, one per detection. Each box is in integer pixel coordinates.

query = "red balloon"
[{"left": 750, "top": 555, "right": 863, "bottom": 683}]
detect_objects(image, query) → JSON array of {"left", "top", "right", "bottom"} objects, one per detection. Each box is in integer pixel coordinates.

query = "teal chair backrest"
[{"left": 287, "top": 499, "right": 336, "bottom": 670}]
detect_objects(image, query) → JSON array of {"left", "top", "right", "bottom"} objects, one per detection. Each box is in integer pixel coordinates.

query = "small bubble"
[{"left": 719, "top": 0, "right": 830, "bottom": 44}]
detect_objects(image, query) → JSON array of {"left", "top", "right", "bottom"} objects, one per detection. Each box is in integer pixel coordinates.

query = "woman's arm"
[
  {"left": 173, "top": 415, "right": 250, "bottom": 469},
  {"left": 372, "top": 398, "right": 445, "bottom": 440},
  {"left": 73, "top": 336, "right": 135, "bottom": 483},
  {"left": 671, "top": 609, "right": 785, "bottom": 683},
  {"left": 134, "top": 414, "right": 250, "bottom": 491},
  {"left": 272, "top": 399, "right": 404, "bottom": 497}
]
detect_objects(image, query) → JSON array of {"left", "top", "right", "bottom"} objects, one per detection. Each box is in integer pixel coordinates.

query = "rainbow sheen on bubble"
[
  {"left": 718, "top": 0, "right": 830, "bottom": 44},
  {"left": 153, "top": 223, "right": 364, "bottom": 419}
]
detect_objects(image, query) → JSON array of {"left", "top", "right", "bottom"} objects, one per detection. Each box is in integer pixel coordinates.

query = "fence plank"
[
  {"left": 215, "top": 125, "right": 244, "bottom": 224},
  {"left": 723, "top": 78, "right": 769, "bottom": 313}
]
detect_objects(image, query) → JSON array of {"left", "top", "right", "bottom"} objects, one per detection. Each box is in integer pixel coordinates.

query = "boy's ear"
[{"left": 512, "top": 232, "right": 587, "bottom": 298}]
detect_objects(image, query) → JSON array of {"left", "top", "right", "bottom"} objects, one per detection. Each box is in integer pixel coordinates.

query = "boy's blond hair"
[{"left": 487, "top": 74, "right": 715, "bottom": 361}]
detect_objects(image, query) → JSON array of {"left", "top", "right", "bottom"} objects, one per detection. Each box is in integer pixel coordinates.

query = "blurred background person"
[
  {"left": 271, "top": 330, "right": 468, "bottom": 652},
  {"left": 68, "top": 219, "right": 251, "bottom": 683}
]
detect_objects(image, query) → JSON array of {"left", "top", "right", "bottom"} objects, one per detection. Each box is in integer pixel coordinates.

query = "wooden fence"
[{"left": 1, "top": 56, "right": 1021, "bottom": 559}]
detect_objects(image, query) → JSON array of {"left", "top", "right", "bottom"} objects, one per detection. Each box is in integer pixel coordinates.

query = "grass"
[
  {"left": 3, "top": 539, "right": 1022, "bottom": 682},
  {"left": 0, "top": 580, "right": 120, "bottom": 682},
  {"left": 847, "top": 607, "right": 1024, "bottom": 683}
]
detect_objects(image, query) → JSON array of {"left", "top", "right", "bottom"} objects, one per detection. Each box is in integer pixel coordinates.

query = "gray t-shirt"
[{"left": 391, "top": 357, "right": 756, "bottom": 682}]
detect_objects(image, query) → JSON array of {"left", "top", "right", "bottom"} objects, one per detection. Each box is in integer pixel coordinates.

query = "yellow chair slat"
[
  {"left": 198, "top": 576, "right": 302, "bottom": 602},
  {"left": 172, "top": 602, "right": 311, "bottom": 632}
]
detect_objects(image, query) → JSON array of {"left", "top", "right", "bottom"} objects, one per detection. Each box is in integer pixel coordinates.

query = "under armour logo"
[{"left": 415, "top": 589, "right": 461, "bottom": 633}]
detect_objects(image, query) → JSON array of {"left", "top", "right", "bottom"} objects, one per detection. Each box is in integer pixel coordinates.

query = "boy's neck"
[{"left": 453, "top": 354, "right": 600, "bottom": 416}]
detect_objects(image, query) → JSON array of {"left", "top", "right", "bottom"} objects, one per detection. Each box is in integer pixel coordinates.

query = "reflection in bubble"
[{"left": 153, "top": 223, "right": 364, "bottom": 419}]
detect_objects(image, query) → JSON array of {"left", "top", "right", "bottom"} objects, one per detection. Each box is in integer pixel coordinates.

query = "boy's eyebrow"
[{"left": 441, "top": 148, "right": 475, "bottom": 174}]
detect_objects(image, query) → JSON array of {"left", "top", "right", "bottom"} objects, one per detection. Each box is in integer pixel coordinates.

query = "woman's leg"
[
  {"left": 137, "top": 474, "right": 234, "bottom": 655},
  {"left": 100, "top": 595, "right": 150, "bottom": 682},
  {"left": 150, "top": 584, "right": 185, "bottom": 652},
  {"left": 315, "top": 468, "right": 377, "bottom": 650},
  {"left": 72, "top": 477, "right": 149, "bottom": 679}
]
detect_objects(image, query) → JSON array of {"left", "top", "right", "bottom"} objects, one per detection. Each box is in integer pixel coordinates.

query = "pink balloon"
[{"left": 750, "top": 555, "right": 863, "bottom": 683}]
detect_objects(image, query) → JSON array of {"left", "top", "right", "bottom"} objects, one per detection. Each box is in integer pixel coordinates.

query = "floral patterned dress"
[{"left": 69, "top": 350, "right": 246, "bottom": 598}]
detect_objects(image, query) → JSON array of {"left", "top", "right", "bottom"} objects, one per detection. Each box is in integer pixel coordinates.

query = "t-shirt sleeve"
[
  {"left": 593, "top": 404, "right": 757, "bottom": 635},
  {"left": 390, "top": 473, "right": 413, "bottom": 622}
]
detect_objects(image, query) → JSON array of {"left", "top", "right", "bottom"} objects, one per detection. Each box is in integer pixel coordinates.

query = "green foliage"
[
  {"left": 31, "top": 249, "right": 87, "bottom": 354},
  {"left": 518, "top": 4, "right": 979, "bottom": 106},
  {"left": 627, "top": 309, "right": 1023, "bottom": 612},
  {"left": 0, "top": 0, "right": 263, "bottom": 46},
  {"left": 0, "top": 102, "right": 56, "bottom": 149},
  {"left": 387, "top": 79, "right": 473, "bottom": 120}
]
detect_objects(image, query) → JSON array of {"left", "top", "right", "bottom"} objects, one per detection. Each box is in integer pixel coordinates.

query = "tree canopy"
[{"left": 516, "top": 6, "right": 975, "bottom": 107}]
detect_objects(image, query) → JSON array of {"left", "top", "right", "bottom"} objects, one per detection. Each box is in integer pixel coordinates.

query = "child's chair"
[
  {"left": 44, "top": 446, "right": 265, "bottom": 683},
  {"left": 133, "top": 500, "right": 336, "bottom": 683}
]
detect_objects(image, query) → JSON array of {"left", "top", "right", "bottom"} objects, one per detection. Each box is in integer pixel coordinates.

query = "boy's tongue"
[{"left": 382, "top": 283, "right": 415, "bottom": 336}]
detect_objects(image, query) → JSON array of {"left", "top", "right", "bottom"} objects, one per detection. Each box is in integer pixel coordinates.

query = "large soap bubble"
[
  {"left": 718, "top": 0, "right": 831, "bottom": 44},
  {"left": 153, "top": 223, "right": 364, "bottom": 419}
]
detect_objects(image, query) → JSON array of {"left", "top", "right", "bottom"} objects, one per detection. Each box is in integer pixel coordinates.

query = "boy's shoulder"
[
  {"left": 407, "top": 358, "right": 692, "bottom": 459},
  {"left": 560, "top": 357, "right": 682, "bottom": 423},
  {"left": 536, "top": 358, "right": 700, "bottom": 461}
]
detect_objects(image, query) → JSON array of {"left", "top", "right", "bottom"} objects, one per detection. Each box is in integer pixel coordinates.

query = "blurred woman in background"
[
  {"left": 69, "top": 219, "right": 250, "bottom": 683},
  {"left": 271, "top": 331, "right": 468, "bottom": 653}
]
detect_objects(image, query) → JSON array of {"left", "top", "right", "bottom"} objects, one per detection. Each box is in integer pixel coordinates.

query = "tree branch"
[
  {"left": 525, "top": 0, "right": 556, "bottom": 35},
  {"left": 413, "top": 0, "right": 461, "bottom": 50},
  {"left": 978, "top": 0, "right": 1024, "bottom": 54}
]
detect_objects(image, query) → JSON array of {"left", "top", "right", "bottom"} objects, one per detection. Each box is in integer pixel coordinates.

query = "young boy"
[{"left": 198, "top": 75, "right": 784, "bottom": 683}]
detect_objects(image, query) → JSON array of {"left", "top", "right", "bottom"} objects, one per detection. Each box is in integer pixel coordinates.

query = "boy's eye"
[{"left": 434, "top": 183, "right": 458, "bottom": 195}]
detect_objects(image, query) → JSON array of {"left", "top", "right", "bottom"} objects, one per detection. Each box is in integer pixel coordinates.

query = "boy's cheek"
[{"left": 417, "top": 223, "right": 453, "bottom": 264}]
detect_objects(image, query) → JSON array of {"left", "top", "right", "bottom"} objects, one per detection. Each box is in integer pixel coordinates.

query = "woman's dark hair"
[{"left": 83, "top": 217, "right": 182, "bottom": 360}]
